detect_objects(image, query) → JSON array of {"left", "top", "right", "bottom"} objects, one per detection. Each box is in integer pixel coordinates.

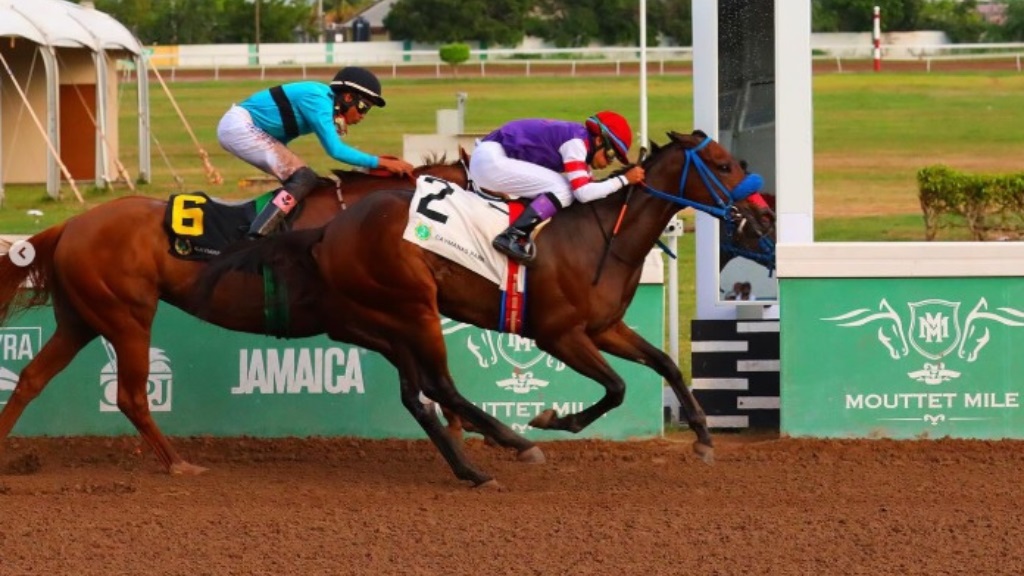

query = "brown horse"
[
  {"left": 197, "top": 131, "right": 777, "bottom": 486},
  {"left": 0, "top": 162, "right": 473, "bottom": 475}
]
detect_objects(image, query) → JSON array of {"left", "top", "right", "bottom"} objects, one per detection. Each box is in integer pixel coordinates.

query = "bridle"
[{"left": 638, "top": 135, "right": 776, "bottom": 271}]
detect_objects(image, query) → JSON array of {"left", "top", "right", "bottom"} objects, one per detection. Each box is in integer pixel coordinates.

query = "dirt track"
[{"left": 2, "top": 433, "right": 1023, "bottom": 575}]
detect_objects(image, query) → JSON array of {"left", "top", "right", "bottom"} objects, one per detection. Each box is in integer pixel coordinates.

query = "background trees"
[
  {"left": 83, "top": 0, "right": 1022, "bottom": 46},
  {"left": 92, "top": 0, "right": 316, "bottom": 44},
  {"left": 383, "top": 0, "right": 530, "bottom": 45}
]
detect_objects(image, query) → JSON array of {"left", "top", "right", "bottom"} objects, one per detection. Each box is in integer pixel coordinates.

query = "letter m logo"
[{"left": 908, "top": 300, "right": 961, "bottom": 360}]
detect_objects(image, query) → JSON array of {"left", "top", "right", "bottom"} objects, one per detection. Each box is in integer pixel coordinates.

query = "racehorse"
[
  {"left": 197, "top": 131, "right": 777, "bottom": 486},
  {"left": 0, "top": 161, "right": 472, "bottom": 475}
]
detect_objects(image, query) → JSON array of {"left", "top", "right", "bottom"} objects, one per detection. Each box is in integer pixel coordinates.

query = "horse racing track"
[{"left": 2, "top": 434, "right": 1023, "bottom": 575}]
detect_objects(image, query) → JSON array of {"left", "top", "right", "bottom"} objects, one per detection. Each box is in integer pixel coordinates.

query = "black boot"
[
  {"left": 492, "top": 227, "right": 535, "bottom": 264},
  {"left": 492, "top": 195, "right": 558, "bottom": 266},
  {"left": 246, "top": 167, "right": 320, "bottom": 239}
]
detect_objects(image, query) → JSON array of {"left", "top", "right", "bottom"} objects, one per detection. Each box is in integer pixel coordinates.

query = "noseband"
[{"left": 640, "top": 136, "right": 776, "bottom": 271}]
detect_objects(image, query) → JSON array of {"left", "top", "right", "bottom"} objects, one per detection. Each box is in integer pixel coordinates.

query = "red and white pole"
[{"left": 872, "top": 6, "right": 882, "bottom": 72}]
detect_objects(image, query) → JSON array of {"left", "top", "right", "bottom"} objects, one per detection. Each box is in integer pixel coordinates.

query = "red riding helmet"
[{"left": 585, "top": 110, "right": 632, "bottom": 164}]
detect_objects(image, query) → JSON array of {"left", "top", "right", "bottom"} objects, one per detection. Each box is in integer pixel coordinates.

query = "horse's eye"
[{"left": 718, "top": 163, "right": 731, "bottom": 172}]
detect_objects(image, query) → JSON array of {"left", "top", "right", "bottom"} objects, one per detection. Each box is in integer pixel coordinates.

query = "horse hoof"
[
  {"left": 517, "top": 446, "right": 545, "bottom": 464},
  {"left": 169, "top": 461, "right": 209, "bottom": 476},
  {"left": 693, "top": 441, "right": 715, "bottom": 465},
  {"left": 529, "top": 409, "right": 557, "bottom": 429},
  {"left": 475, "top": 479, "right": 506, "bottom": 491}
]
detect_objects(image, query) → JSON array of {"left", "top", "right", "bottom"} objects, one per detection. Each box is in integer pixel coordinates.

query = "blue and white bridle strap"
[{"left": 641, "top": 137, "right": 763, "bottom": 218}]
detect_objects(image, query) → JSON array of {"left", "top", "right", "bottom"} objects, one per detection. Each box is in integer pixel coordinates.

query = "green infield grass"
[{"left": 2, "top": 71, "right": 1021, "bottom": 378}]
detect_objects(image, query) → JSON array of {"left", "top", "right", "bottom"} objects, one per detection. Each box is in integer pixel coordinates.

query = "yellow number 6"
[{"left": 171, "top": 194, "right": 207, "bottom": 236}]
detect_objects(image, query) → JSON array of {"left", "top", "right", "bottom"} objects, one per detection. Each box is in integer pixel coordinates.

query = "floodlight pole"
[
  {"left": 317, "top": 0, "right": 324, "bottom": 43},
  {"left": 255, "top": 0, "right": 261, "bottom": 49}
]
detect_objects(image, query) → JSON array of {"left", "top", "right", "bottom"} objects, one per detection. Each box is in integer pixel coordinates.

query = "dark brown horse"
[
  {"left": 198, "top": 131, "right": 777, "bottom": 486},
  {"left": 0, "top": 162, "right": 472, "bottom": 475}
]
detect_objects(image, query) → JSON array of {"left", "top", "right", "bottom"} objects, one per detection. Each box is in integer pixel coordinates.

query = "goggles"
[{"left": 354, "top": 96, "right": 373, "bottom": 115}]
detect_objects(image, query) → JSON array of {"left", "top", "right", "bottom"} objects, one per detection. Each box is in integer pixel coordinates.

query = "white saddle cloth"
[{"left": 402, "top": 175, "right": 521, "bottom": 288}]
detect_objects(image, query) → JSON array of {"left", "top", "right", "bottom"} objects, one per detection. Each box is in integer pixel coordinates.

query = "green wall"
[
  {"left": 781, "top": 277, "right": 1024, "bottom": 439},
  {"left": 1, "top": 286, "right": 663, "bottom": 440}
]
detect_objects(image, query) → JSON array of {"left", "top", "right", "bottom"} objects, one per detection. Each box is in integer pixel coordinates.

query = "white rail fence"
[{"left": 124, "top": 43, "right": 1024, "bottom": 82}]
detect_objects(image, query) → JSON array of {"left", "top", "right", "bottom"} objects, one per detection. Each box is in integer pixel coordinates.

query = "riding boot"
[
  {"left": 247, "top": 167, "right": 320, "bottom": 239},
  {"left": 492, "top": 193, "right": 561, "bottom": 266}
]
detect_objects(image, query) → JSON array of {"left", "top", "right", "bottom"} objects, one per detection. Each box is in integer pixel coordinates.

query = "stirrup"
[{"left": 492, "top": 232, "right": 536, "bottom": 265}]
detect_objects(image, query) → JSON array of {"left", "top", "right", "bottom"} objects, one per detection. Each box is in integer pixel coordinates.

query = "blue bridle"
[{"left": 641, "top": 136, "right": 776, "bottom": 272}]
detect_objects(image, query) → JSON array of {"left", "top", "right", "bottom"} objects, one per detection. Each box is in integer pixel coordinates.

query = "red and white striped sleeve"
[{"left": 558, "top": 138, "right": 628, "bottom": 203}]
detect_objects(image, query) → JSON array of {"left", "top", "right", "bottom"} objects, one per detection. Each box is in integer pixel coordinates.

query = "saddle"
[{"left": 162, "top": 190, "right": 297, "bottom": 260}]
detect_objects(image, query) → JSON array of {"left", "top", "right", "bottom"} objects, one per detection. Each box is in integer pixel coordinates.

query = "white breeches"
[
  {"left": 217, "top": 105, "right": 305, "bottom": 181},
  {"left": 469, "top": 141, "right": 574, "bottom": 207}
]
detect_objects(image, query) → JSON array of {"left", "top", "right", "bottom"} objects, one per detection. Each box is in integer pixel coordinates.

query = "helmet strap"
[
  {"left": 333, "top": 92, "right": 354, "bottom": 117},
  {"left": 586, "top": 134, "right": 599, "bottom": 165}
]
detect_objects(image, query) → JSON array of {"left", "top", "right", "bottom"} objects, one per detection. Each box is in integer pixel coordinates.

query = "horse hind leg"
[
  {"left": 108, "top": 337, "right": 206, "bottom": 475},
  {"left": 595, "top": 322, "right": 714, "bottom": 463},
  {"left": 0, "top": 321, "right": 96, "bottom": 457},
  {"left": 394, "top": 361, "right": 498, "bottom": 488},
  {"left": 410, "top": 329, "right": 544, "bottom": 464},
  {"left": 439, "top": 405, "right": 502, "bottom": 448}
]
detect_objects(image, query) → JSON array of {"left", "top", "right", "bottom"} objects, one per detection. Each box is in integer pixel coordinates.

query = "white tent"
[{"left": 0, "top": 0, "right": 150, "bottom": 200}]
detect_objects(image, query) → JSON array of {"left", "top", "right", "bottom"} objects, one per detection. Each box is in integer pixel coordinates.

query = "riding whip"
[{"left": 592, "top": 146, "right": 648, "bottom": 285}]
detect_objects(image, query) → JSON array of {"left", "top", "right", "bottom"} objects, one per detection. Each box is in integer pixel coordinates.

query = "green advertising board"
[
  {"left": 0, "top": 287, "right": 663, "bottom": 441},
  {"left": 779, "top": 243, "right": 1024, "bottom": 439}
]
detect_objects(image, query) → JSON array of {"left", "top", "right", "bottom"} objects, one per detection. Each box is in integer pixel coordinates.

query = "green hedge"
[{"left": 917, "top": 165, "right": 1024, "bottom": 241}]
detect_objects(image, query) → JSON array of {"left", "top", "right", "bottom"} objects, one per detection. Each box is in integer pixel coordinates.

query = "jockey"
[
  {"left": 468, "top": 111, "right": 645, "bottom": 266},
  {"left": 217, "top": 66, "right": 415, "bottom": 238}
]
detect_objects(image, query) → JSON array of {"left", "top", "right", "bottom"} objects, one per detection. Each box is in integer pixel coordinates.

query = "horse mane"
[{"left": 328, "top": 154, "right": 460, "bottom": 182}]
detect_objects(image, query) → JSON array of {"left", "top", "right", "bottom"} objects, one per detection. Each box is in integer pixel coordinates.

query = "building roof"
[
  {"left": 341, "top": 0, "right": 399, "bottom": 29},
  {"left": 0, "top": 0, "right": 141, "bottom": 54}
]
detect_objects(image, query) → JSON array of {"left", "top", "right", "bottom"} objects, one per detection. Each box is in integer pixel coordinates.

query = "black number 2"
[{"left": 415, "top": 176, "right": 456, "bottom": 224}]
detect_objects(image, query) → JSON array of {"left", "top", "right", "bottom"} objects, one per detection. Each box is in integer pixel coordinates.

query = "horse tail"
[{"left": 0, "top": 224, "right": 66, "bottom": 325}]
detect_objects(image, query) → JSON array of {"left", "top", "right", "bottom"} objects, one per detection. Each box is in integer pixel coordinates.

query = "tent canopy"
[
  {"left": 0, "top": 0, "right": 148, "bottom": 198},
  {"left": 0, "top": 0, "right": 141, "bottom": 54}
]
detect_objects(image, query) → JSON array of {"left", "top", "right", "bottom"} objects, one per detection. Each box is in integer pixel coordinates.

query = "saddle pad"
[
  {"left": 402, "top": 175, "right": 511, "bottom": 286},
  {"left": 163, "top": 191, "right": 266, "bottom": 260}
]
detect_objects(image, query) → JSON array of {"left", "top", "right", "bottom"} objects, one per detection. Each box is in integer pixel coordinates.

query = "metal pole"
[
  {"left": 317, "top": 0, "right": 324, "bottom": 44},
  {"left": 873, "top": 6, "right": 882, "bottom": 72},
  {"left": 255, "top": 0, "right": 261, "bottom": 49},
  {"left": 639, "top": 0, "right": 648, "bottom": 149},
  {"left": 0, "top": 71, "right": 4, "bottom": 207}
]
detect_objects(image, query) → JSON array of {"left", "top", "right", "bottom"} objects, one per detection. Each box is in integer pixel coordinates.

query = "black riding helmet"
[{"left": 330, "top": 66, "right": 386, "bottom": 116}]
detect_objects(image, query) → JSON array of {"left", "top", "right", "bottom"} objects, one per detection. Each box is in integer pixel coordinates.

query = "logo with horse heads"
[
  {"left": 823, "top": 298, "right": 1024, "bottom": 385},
  {"left": 442, "top": 319, "right": 564, "bottom": 394},
  {"left": 99, "top": 339, "right": 174, "bottom": 412}
]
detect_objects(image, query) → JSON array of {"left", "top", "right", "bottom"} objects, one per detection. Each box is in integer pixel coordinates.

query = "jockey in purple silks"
[{"left": 469, "top": 111, "right": 645, "bottom": 265}]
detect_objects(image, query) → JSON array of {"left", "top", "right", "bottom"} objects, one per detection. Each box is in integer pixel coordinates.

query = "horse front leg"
[
  {"left": 109, "top": 337, "right": 207, "bottom": 475},
  {"left": 593, "top": 322, "right": 714, "bottom": 463},
  {"left": 528, "top": 328, "right": 627, "bottom": 434}
]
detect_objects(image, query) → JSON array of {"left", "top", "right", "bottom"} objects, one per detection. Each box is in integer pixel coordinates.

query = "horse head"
[{"left": 641, "top": 130, "right": 776, "bottom": 270}]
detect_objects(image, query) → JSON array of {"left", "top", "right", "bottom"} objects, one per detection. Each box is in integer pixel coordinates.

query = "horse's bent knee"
[{"left": 606, "top": 383, "right": 626, "bottom": 407}]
